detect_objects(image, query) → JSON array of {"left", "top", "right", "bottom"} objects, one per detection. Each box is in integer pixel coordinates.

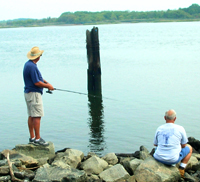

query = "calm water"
[{"left": 1, "top": 22, "right": 200, "bottom": 156}]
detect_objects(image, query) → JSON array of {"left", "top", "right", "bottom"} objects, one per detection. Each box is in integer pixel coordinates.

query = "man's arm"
[
  {"left": 43, "top": 79, "right": 48, "bottom": 84},
  {"left": 35, "top": 81, "right": 54, "bottom": 90}
]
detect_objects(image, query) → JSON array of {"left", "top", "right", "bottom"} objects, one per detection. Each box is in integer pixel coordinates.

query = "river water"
[{"left": 0, "top": 22, "right": 200, "bottom": 156}]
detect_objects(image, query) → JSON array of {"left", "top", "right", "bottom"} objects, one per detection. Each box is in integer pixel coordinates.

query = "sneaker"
[
  {"left": 29, "top": 138, "right": 35, "bottom": 144},
  {"left": 33, "top": 138, "right": 49, "bottom": 146},
  {"left": 179, "top": 167, "right": 185, "bottom": 178}
]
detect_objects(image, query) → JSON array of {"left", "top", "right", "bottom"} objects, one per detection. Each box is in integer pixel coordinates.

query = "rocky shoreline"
[{"left": 1, "top": 137, "right": 200, "bottom": 182}]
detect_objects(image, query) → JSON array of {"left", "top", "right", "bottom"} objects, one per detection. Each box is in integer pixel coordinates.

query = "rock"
[
  {"left": 126, "top": 158, "right": 143, "bottom": 174},
  {"left": 134, "top": 157, "right": 180, "bottom": 182},
  {"left": 14, "top": 154, "right": 38, "bottom": 168},
  {"left": 191, "top": 162, "right": 200, "bottom": 171},
  {"left": 120, "top": 157, "right": 136, "bottom": 175},
  {"left": 80, "top": 156, "right": 108, "bottom": 175},
  {"left": 102, "top": 153, "right": 118, "bottom": 165},
  {"left": 0, "top": 165, "right": 9, "bottom": 175},
  {"left": 188, "top": 137, "right": 200, "bottom": 153},
  {"left": 1, "top": 149, "right": 19, "bottom": 158},
  {"left": 0, "top": 159, "right": 7, "bottom": 166},
  {"left": 1, "top": 138, "right": 200, "bottom": 182},
  {"left": 139, "top": 146, "right": 150, "bottom": 160},
  {"left": 51, "top": 160, "right": 71, "bottom": 169},
  {"left": 127, "top": 175, "right": 136, "bottom": 182},
  {"left": 105, "top": 164, "right": 113, "bottom": 170},
  {"left": 184, "top": 172, "right": 197, "bottom": 182},
  {"left": 13, "top": 159, "right": 22, "bottom": 167},
  {"left": 36, "top": 157, "right": 49, "bottom": 166},
  {"left": 14, "top": 170, "right": 26, "bottom": 179},
  {"left": 192, "top": 153, "right": 200, "bottom": 160},
  {"left": 116, "top": 146, "right": 150, "bottom": 161},
  {"left": 14, "top": 142, "right": 55, "bottom": 160},
  {"left": 86, "top": 174, "right": 102, "bottom": 182},
  {"left": 14, "top": 166, "right": 35, "bottom": 181},
  {"left": 53, "top": 148, "right": 84, "bottom": 168},
  {"left": 119, "top": 157, "right": 135, "bottom": 165},
  {"left": 99, "top": 164, "right": 130, "bottom": 182},
  {"left": 186, "top": 156, "right": 199, "bottom": 170},
  {"left": 0, "top": 175, "right": 11, "bottom": 181},
  {"left": 24, "top": 169, "right": 36, "bottom": 181},
  {"left": 1, "top": 149, "right": 38, "bottom": 168},
  {"left": 86, "top": 152, "right": 98, "bottom": 159},
  {"left": 33, "top": 163, "right": 87, "bottom": 182},
  {"left": 191, "top": 170, "right": 200, "bottom": 181}
]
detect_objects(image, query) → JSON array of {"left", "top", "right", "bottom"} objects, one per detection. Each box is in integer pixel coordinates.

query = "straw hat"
[{"left": 27, "top": 46, "right": 44, "bottom": 60}]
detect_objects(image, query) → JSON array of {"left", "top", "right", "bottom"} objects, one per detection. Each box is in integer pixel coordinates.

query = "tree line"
[{"left": 1, "top": 4, "right": 200, "bottom": 28}]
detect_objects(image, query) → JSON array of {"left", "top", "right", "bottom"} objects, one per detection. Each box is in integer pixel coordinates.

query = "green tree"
[{"left": 181, "top": 4, "right": 200, "bottom": 15}]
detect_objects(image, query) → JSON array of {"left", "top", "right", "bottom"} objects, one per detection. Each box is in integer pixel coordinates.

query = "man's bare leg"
[
  {"left": 179, "top": 144, "right": 193, "bottom": 178},
  {"left": 28, "top": 116, "right": 41, "bottom": 139},
  {"left": 28, "top": 116, "right": 35, "bottom": 139},
  {"left": 181, "top": 144, "right": 192, "bottom": 164},
  {"left": 33, "top": 117, "right": 41, "bottom": 140}
]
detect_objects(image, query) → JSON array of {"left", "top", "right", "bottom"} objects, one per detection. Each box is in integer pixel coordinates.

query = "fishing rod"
[{"left": 46, "top": 88, "right": 116, "bottom": 101}]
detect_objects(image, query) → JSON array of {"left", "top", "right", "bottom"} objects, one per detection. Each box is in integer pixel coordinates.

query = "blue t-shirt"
[{"left": 23, "top": 60, "right": 43, "bottom": 94}]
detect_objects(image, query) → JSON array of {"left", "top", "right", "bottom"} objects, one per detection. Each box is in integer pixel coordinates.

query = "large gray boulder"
[
  {"left": 80, "top": 156, "right": 108, "bottom": 175},
  {"left": 53, "top": 148, "right": 84, "bottom": 168},
  {"left": 14, "top": 142, "right": 55, "bottom": 160},
  {"left": 135, "top": 157, "right": 180, "bottom": 182},
  {"left": 99, "top": 164, "right": 130, "bottom": 182},
  {"left": 102, "top": 153, "right": 118, "bottom": 165},
  {"left": 33, "top": 163, "right": 87, "bottom": 182}
]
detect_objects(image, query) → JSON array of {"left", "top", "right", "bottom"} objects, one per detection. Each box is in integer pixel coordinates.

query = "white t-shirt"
[{"left": 153, "top": 123, "right": 188, "bottom": 163}]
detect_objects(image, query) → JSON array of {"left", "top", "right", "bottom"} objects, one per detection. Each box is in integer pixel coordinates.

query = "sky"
[{"left": 0, "top": 0, "right": 199, "bottom": 21}]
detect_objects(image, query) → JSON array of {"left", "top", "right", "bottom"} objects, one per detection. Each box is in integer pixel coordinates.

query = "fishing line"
[{"left": 46, "top": 88, "right": 117, "bottom": 101}]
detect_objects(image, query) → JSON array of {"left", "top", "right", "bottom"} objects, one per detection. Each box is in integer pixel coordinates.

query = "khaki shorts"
[{"left": 24, "top": 92, "right": 44, "bottom": 117}]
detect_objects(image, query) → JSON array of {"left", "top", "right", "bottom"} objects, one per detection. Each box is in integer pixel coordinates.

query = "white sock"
[
  {"left": 180, "top": 163, "right": 187, "bottom": 168},
  {"left": 35, "top": 138, "right": 40, "bottom": 141},
  {"left": 31, "top": 137, "right": 35, "bottom": 140}
]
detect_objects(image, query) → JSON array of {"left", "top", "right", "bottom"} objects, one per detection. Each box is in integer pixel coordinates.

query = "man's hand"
[
  {"left": 181, "top": 144, "right": 187, "bottom": 148},
  {"left": 47, "top": 83, "right": 54, "bottom": 90}
]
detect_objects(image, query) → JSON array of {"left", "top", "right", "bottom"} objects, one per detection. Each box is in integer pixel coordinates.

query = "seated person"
[{"left": 153, "top": 109, "right": 192, "bottom": 178}]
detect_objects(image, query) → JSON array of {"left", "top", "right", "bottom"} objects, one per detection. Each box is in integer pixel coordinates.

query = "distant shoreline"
[{"left": 0, "top": 18, "right": 200, "bottom": 29}]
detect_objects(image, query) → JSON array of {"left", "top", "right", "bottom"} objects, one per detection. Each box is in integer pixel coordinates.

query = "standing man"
[
  {"left": 153, "top": 109, "right": 192, "bottom": 178},
  {"left": 23, "top": 46, "right": 54, "bottom": 146}
]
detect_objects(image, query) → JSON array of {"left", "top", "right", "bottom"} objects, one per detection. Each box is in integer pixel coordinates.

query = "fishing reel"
[{"left": 46, "top": 90, "right": 53, "bottom": 94}]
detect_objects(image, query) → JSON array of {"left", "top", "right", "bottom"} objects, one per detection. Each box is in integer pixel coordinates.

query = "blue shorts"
[{"left": 154, "top": 146, "right": 190, "bottom": 166}]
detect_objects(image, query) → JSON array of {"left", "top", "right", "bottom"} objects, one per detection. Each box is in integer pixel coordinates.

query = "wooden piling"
[{"left": 86, "top": 27, "right": 101, "bottom": 91}]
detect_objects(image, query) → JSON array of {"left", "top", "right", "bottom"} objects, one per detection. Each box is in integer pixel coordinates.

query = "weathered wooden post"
[{"left": 86, "top": 27, "right": 101, "bottom": 92}]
